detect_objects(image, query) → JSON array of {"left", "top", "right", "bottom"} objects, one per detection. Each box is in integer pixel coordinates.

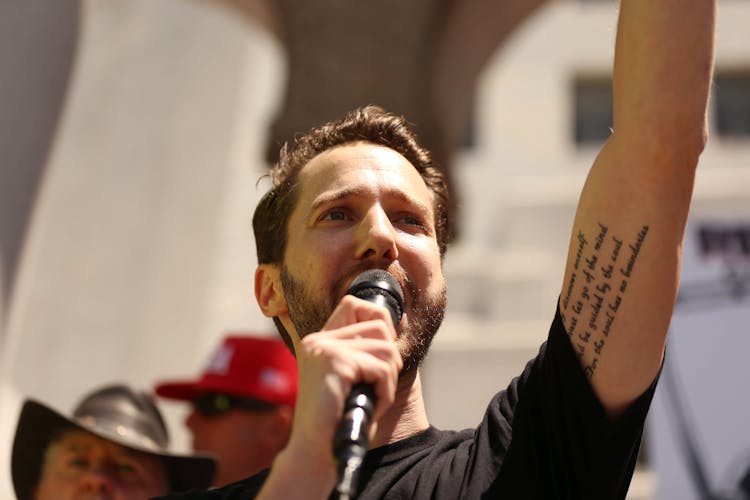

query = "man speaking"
[{"left": 159, "top": 0, "right": 717, "bottom": 497}]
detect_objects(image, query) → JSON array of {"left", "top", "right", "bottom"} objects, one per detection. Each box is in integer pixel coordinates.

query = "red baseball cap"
[{"left": 154, "top": 335, "right": 297, "bottom": 407}]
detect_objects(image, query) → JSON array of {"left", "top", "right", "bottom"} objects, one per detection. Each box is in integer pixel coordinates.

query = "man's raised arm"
[{"left": 560, "top": 0, "right": 716, "bottom": 417}]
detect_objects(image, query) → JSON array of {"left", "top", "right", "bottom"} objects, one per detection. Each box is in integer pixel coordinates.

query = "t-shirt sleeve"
[{"left": 468, "top": 301, "right": 658, "bottom": 500}]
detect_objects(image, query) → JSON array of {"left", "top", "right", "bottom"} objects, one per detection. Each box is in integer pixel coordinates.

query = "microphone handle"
[{"left": 333, "top": 383, "right": 376, "bottom": 499}]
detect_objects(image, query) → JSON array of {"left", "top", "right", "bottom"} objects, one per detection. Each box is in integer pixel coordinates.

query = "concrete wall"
[{"left": 0, "top": 1, "right": 284, "bottom": 496}]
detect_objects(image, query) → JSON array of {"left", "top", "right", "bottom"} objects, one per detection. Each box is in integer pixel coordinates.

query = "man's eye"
[
  {"left": 115, "top": 461, "right": 138, "bottom": 474},
  {"left": 397, "top": 214, "right": 425, "bottom": 229},
  {"left": 320, "top": 209, "right": 348, "bottom": 221},
  {"left": 67, "top": 457, "right": 90, "bottom": 470}
]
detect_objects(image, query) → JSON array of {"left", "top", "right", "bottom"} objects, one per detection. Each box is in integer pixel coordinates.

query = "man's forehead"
[
  {"left": 297, "top": 142, "right": 432, "bottom": 204},
  {"left": 55, "top": 428, "right": 102, "bottom": 446},
  {"left": 52, "top": 429, "right": 139, "bottom": 457}
]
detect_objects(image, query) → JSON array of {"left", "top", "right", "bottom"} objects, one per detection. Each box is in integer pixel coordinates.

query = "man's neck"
[{"left": 370, "top": 369, "right": 429, "bottom": 449}]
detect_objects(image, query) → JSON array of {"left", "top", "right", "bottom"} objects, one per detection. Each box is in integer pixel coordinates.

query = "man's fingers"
[
  {"left": 298, "top": 328, "right": 402, "bottom": 413},
  {"left": 323, "top": 295, "right": 397, "bottom": 334}
]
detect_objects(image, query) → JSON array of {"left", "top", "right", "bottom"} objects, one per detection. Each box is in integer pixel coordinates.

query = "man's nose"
[
  {"left": 355, "top": 206, "right": 398, "bottom": 261},
  {"left": 78, "top": 468, "right": 115, "bottom": 494}
]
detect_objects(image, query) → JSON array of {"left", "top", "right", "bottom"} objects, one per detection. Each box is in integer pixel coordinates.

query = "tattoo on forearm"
[{"left": 560, "top": 223, "right": 650, "bottom": 379}]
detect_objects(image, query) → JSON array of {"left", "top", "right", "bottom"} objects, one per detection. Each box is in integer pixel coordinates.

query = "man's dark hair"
[{"left": 252, "top": 105, "right": 453, "bottom": 349}]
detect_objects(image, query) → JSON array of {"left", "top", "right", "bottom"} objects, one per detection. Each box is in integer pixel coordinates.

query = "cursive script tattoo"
[{"left": 561, "top": 223, "right": 650, "bottom": 378}]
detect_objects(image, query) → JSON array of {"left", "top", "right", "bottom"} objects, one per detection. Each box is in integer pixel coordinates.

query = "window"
[
  {"left": 714, "top": 72, "right": 750, "bottom": 138},
  {"left": 573, "top": 78, "right": 613, "bottom": 145}
]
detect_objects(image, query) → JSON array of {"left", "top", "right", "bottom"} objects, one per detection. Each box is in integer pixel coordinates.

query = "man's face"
[
  {"left": 34, "top": 429, "right": 168, "bottom": 500},
  {"left": 185, "top": 405, "right": 290, "bottom": 486},
  {"left": 278, "top": 142, "right": 446, "bottom": 372}
]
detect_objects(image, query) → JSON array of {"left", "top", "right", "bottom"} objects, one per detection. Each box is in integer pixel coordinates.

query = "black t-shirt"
[{"left": 159, "top": 305, "right": 656, "bottom": 499}]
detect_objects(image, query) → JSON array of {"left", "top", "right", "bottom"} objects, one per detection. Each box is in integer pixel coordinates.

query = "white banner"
[{"left": 647, "top": 221, "right": 750, "bottom": 500}]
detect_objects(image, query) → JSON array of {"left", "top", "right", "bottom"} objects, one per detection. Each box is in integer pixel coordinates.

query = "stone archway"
[{"left": 212, "top": 0, "right": 549, "bottom": 208}]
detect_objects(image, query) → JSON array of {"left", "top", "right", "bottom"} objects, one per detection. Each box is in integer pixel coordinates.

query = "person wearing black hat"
[{"left": 11, "top": 384, "right": 216, "bottom": 500}]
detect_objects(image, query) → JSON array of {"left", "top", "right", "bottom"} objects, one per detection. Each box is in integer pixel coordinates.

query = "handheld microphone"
[{"left": 333, "top": 269, "right": 404, "bottom": 499}]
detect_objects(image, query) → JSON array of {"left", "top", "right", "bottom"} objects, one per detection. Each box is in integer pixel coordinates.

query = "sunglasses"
[{"left": 191, "top": 393, "right": 277, "bottom": 417}]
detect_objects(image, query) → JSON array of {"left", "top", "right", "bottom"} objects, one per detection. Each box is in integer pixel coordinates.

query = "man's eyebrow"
[
  {"left": 61, "top": 440, "right": 92, "bottom": 453},
  {"left": 310, "top": 186, "right": 369, "bottom": 211},
  {"left": 310, "top": 186, "right": 432, "bottom": 215}
]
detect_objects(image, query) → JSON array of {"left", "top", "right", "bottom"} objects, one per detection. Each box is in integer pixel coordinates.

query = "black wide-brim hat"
[{"left": 12, "top": 388, "right": 216, "bottom": 500}]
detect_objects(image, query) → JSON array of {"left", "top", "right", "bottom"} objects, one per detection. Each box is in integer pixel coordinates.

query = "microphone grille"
[{"left": 349, "top": 269, "right": 403, "bottom": 300}]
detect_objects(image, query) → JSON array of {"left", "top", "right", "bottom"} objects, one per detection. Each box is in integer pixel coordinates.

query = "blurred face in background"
[
  {"left": 185, "top": 394, "right": 293, "bottom": 486},
  {"left": 34, "top": 429, "right": 168, "bottom": 500}
]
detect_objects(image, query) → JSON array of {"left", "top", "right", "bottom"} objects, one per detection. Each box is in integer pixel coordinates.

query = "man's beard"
[{"left": 280, "top": 265, "right": 446, "bottom": 374}]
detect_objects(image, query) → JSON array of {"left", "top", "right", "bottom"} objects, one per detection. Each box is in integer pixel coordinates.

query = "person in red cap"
[{"left": 154, "top": 334, "right": 298, "bottom": 487}]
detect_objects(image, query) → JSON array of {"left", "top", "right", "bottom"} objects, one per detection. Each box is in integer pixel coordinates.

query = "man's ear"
[
  {"left": 270, "top": 404, "right": 294, "bottom": 440},
  {"left": 255, "top": 264, "right": 287, "bottom": 317}
]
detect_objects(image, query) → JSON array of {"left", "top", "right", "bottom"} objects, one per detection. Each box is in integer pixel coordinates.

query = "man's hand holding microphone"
[{"left": 266, "top": 270, "right": 404, "bottom": 500}]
